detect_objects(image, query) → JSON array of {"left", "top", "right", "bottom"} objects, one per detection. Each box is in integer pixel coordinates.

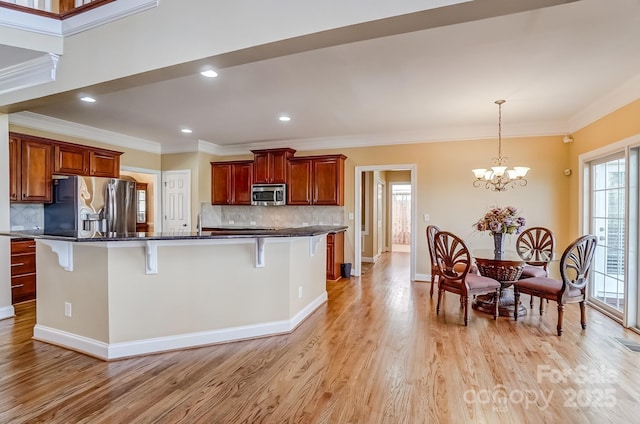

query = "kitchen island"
[{"left": 3, "top": 226, "right": 346, "bottom": 360}]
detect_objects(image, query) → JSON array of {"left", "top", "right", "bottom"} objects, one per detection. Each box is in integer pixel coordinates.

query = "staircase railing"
[{"left": 0, "top": 0, "right": 113, "bottom": 18}]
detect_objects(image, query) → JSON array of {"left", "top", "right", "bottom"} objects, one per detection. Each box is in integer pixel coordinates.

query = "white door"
[{"left": 162, "top": 170, "right": 191, "bottom": 232}]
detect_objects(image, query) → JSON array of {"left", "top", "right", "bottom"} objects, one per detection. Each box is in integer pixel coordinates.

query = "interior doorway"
[
  {"left": 120, "top": 166, "right": 161, "bottom": 232},
  {"left": 390, "top": 183, "right": 411, "bottom": 252},
  {"left": 354, "top": 165, "right": 417, "bottom": 280}
]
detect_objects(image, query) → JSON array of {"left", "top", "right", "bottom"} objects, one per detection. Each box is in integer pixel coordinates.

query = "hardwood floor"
[{"left": 1, "top": 252, "right": 640, "bottom": 423}]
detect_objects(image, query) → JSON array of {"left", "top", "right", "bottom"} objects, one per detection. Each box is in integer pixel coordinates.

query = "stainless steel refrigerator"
[{"left": 44, "top": 175, "right": 137, "bottom": 236}]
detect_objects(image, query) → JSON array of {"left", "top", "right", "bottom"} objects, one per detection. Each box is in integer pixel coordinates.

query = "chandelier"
[{"left": 472, "top": 100, "right": 529, "bottom": 191}]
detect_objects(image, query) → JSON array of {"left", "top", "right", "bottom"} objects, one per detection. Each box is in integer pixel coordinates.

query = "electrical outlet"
[
  {"left": 64, "top": 302, "right": 72, "bottom": 317},
  {"left": 348, "top": 212, "right": 354, "bottom": 220},
  {"left": 423, "top": 213, "right": 430, "bottom": 222},
  {"left": 298, "top": 286, "right": 303, "bottom": 299}
]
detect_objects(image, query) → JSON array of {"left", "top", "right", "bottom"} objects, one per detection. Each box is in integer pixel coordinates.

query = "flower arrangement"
[{"left": 474, "top": 206, "right": 526, "bottom": 235}]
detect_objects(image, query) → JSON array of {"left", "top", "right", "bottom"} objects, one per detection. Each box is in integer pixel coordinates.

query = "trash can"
[{"left": 340, "top": 263, "right": 352, "bottom": 278}]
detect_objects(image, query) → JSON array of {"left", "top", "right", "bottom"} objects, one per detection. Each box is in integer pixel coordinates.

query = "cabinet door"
[
  {"left": 211, "top": 163, "right": 232, "bottom": 205},
  {"left": 270, "top": 151, "right": 290, "bottom": 184},
  {"left": 287, "top": 159, "right": 312, "bottom": 205},
  {"left": 326, "top": 237, "right": 335, "bottom": 277},
  {"left": 313, "top": 157, "right": 344, "bottom": 205},
  {"left": 9, "top": 137, "right": 19, "bottom": 202},
  {"left": 253, "top": 152, "right": 270, "bottom": 184},
  {"left": 90, "top": 151, "right": 120, "bottom": 177},
  {"left": 232, "top": 162, "right": 253, "bottom": 205},
  {"left": 54, "top": 144, "right": 89, "bottom": 175},
  {"left": 20, "top": 139, "right": 52, "bottom": 203}
]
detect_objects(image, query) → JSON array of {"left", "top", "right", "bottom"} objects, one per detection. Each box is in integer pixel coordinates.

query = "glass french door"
[{"left": 589, "top": 154, "right": 626, "bottom": 317}]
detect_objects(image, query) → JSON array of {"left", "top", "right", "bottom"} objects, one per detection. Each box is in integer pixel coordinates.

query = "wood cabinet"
[
  {"left": 90, "top": 150, "right": 120, "bottom": 177},
  {"left": 326, "top": 231, "right": 345, "bottom": 280},
  {"left": 54, "top": 143, "right": 90, "bottom": 175},
  {"left": 10, "top": 136, "right": 53, "bottom": 203},
  {"left": 211, "top": 160, "right": 253, "bottom": 205},
  {"left": 9, "top": 136, "right": 19, "bottom": 202},
  {"left": 10, "top": 239, "right": 37, "bottom": 304},
  {"left": 10, "top": 132, "right": 123, "bottom": 203},
  {"left": 288, "top": 154, "right": 346, "bottom": 206},
  {"left": 54, "top": 142, "right": 120, "bottom": 178},
  {"left": 251, "top": 148, "right": 296, "bottom": 184}
]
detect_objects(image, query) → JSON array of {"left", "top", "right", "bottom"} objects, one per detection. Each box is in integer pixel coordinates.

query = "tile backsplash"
[
  {"left": 10, "top": 204, "right": 44, "bottom": 230},
  {"left": 200, "top": 203, "right": 345, "bottom": 228}
]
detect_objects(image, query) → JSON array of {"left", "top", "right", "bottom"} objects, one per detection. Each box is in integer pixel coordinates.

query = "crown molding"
[
  {"left": 9, "top": 111, "right": 162, "bottom": 154},
  {"left": 567, "top": 73, "right": 640, "bottom": 133},
  {"left": 0, "top": 52, "right": 58, "bottom": 95},
  {"left": 198, "top": 120, "right": 570, "bottom": 156}
]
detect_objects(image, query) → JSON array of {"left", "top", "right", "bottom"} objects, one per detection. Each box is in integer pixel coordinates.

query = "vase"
[{"left": 493, "top": 232, "right": 505, "bottom": 259}]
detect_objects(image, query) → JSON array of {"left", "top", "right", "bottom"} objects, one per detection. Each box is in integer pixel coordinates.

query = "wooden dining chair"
[
  {"left": 434, "top": 231, "right": 501, "bottom": 325},
  {"left": 516, "top": 227, "right": 555, "bottom": 311},
  {"left": 514, "top": 234, "right": 597, "bottom": 336},
  {"left": 426, "top": 225, "right": 440, "bottom": 298}
]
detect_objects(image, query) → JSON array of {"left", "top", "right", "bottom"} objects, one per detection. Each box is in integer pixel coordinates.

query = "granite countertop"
[{"left": 0, "top": 225, "right": 348, "bottom": 242}]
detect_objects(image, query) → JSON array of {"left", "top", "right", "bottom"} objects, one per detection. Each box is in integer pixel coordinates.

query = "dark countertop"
[{"left": 0, "top": 225, "right": 348, "bottom": 242}]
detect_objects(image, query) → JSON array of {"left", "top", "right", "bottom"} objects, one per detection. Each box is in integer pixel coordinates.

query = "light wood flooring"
[{"left": 1, "top": 252, "right": 640, "bottom": 423}]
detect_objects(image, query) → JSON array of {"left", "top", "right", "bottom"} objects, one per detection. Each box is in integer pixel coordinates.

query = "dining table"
[{"left": 472, "top": 249, "right": 530, "bottom": 318}]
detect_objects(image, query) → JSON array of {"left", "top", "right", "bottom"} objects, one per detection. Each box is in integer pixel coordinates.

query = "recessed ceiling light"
[
  {"left": 200, "top": 69, "right": 218, "bottom": 78},
  {"left": 279, "top": 116, "right": 291, "bottom": 122},
  {"left": 181, "top": 128, "right": 193, "bottom": 134},
  {"left": 80, "top": 96, "right": 96, "bottom": 103}
]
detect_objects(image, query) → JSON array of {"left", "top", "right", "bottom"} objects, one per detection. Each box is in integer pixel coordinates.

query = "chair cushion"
[
  {"left": 520, "top": 265, "right": 546, "bottom": 278},
  {"left": 466, "top": 273, "right": 501, "bottom": 290},
  {"left": 515, "top": 277, "right": 582, "bottom": 297}
]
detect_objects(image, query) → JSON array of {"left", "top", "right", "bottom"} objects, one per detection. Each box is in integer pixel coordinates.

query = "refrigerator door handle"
[{"left": 109, "top": 183, "right": 117, "bottom": 232}]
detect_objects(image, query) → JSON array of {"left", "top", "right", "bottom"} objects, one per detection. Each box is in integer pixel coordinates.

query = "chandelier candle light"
[{"left": 472, "top": 100, "right": 529, "bottom": 191}]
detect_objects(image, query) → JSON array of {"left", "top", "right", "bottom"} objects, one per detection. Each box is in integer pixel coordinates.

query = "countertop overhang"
[{"left": 2, "top": 225, "right": 348, "bottom": 242}]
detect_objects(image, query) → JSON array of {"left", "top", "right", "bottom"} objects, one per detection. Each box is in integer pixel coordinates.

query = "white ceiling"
[{"left": 6, "top": 0, "right": 640, "bottom": 154}]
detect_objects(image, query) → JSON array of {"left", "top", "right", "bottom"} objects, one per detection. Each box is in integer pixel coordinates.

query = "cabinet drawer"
[
  {"left": 11, "top": 274, "right": 36, "bottom": 304},
  {"left": 11, "top": 239, "right": 36, "bottom": 255},
  {"left": 11, "top": 254, "right": 36, "bottom": 276}
]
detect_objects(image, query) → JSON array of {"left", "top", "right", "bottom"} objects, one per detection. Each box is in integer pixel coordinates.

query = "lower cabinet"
[
  {"left": 10, "top": 239, "right": 36, "bottom": 304},
  {"left": 326, "top": 231, "right": 345, "bottom": 281}
]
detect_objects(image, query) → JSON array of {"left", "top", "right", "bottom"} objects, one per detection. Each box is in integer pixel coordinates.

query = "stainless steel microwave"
[{"left": 251, "top": 184, "right": 286, "bottom": 206}]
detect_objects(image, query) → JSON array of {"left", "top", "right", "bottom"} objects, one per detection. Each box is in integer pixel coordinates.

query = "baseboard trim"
[
  {"left": 33, "top": 292, "right": 328, "bottom": 360},
  {"left": 0, "top": 305, "right": 16, "bottom": 321},
  {"left": 414, "top": 273, "right": 430, "bottom": 282}
]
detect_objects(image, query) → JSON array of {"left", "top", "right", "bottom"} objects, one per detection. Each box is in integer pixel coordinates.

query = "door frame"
[
  {"left": 354, "top": 164, "right": 417, "bottom": 280},
  {"left": 121, "top": 165, "right": 162, "bottom": 232}
]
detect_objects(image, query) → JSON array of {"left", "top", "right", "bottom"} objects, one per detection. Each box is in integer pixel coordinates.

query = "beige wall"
[
  {"left": 292, "top": 135, "right": 569, "bottom": 276},
  {"left": 568, "top": 99, "right": 640, "bottom": 239}
]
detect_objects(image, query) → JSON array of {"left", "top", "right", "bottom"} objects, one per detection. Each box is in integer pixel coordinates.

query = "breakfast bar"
[{"left": 4, "top": 226, "right": 346, "bottom": 360}]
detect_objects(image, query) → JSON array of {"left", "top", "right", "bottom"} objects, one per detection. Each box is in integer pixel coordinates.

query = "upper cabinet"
[
  {"left": 288, "top": 154, "right": 346, "bottom": 206},
  {"left": 10, "top": 132, "right": 123, "bottom": 203},
  {"left": 10, "top": 136, "right": 53, "bottom": 203},
  {"left": 89, "top": 150, "right": 121, "bottom": 177},
  {"left": 251, "top": 148, "right": 296, "bottom": 184},
  {"left": 211, "top": 160, "right": 253, "bottom": 205},
  {"left": 54, "top": 143, "right": 89, "bottom": 175},
  {"left": 54, "top": 141, "right": 121, "bottom": 178}
]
